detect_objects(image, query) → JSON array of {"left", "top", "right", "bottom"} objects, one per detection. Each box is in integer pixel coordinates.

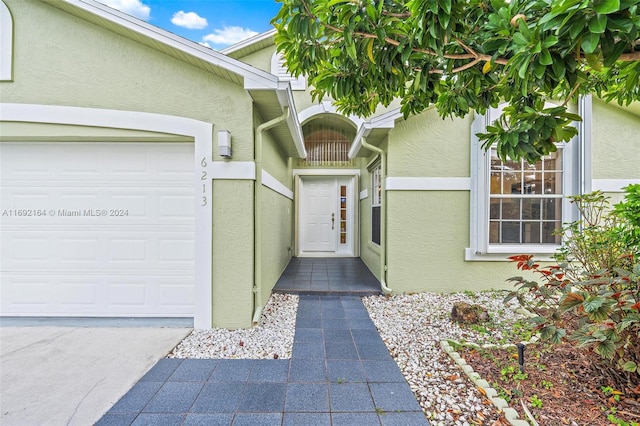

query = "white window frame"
[
  {"left": 271, "top": 52, "right": 306, "bottom": 91},
  {"left": 1, "top": 0, "right": 13, "bottom": 81},
  {"left": 467, "top": 104, "right": 584, "bottom": 260}
]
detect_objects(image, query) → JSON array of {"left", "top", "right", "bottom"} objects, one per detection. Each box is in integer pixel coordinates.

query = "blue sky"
[{"left": 96, "top": 0, "right": 281, "bottom": 50}]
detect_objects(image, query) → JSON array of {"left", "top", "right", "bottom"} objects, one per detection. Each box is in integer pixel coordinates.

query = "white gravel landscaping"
[
  {"left": 168, "top": 293, "right": 298, "bottom": 359},
  {"left": 363, "top": 291, "right": 527, "bottom": 425},
  {"left": 167, "top": 290, "right": 528, "bottom": 425}
]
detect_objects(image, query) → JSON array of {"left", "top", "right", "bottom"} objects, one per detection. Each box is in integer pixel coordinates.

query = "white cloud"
[
  {"left": 202, "top": 26, "right": 258, "bottom": 47},
  {"left": 199, "top": 42, "right": 212, "bottom": 49},
  {"left": 96, "top": 0, "right": 150, "bottom": 21},
  {"left": 171, "top": 11, "right": 208, "bottom": 30}
]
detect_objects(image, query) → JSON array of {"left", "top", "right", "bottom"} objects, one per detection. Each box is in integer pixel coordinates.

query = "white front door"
[{"left": 299, "top": 176, "right": 355, "bottom": 256}]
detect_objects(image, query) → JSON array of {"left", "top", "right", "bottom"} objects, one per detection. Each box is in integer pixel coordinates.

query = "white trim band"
[
  {"left": 262, "top": 170, "right": 294, "bottom": 199},
  {"left": 211, "top": 161, "right": 256, "bottom": 180},
  {"left": 592, "top": 179, "right": 640, "bottom": 193},
  {"left": 386, "top": 177, "right": 471, "bottom": 191},
  {"left": 359, "top": 189, "right": 368, "bottom": 200}
]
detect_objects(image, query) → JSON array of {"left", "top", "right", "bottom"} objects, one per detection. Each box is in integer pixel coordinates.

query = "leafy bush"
[{"left": 505, "top": 188, "right": 640, "bottom": 390}]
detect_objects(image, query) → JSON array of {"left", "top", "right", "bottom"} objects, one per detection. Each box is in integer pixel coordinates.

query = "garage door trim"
[{"left": 0, "top": 103, "right": 213, "bottom": 328}]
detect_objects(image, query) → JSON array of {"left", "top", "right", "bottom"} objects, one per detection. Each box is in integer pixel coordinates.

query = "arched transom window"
[{"left": 300, "top": 120, "right": 356, "bottom": 167}]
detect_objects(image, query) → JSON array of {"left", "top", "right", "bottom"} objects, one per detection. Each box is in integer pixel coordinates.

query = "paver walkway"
[
  {"left": 97, "top": 294, "right": 429, "bottom": 425},
  {"left": 272, "top": 258, "right": 381, "bottom": 296}
]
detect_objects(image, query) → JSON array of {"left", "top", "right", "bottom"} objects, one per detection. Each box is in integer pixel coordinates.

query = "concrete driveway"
[{"left": 0, "top": 324, "right": 191, "bottom": 426}]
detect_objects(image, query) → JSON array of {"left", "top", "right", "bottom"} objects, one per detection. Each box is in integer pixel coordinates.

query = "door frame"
[{"left": 293, "top": 169, "right": 360, "bottom": 257}]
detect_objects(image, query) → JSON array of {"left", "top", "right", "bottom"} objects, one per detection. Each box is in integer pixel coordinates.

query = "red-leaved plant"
[{"left": 505, "top": 189, "right": 640, "bottom": 391}]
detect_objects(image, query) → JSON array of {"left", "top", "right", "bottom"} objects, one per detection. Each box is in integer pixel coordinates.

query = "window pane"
[
  {"left": 503, "top": 158, "right": 521, "bottom": 172},
  {"left": 490, "top": 171, "right": 502, "bottom": 194},
  {"left": 542, "top": 199, "right": 560, "bottom": 220},
  {"left": 372, "top": 206, "right": 381, "bottom": 245},
  {"left": 501, "top": 198, "right": 520, "bottom": 220},
  {"left": 489, "top": 221, "right": 499, "bottom": 243},
  {"left": 544, "top": 154, "right": 561, "bottom": 171},
  {"left": 543, "top": 221, "right": 561, "bottom": 244},
  {"left": 522, "top": 199, "right": 541, "bottom": 220},
  {"left": 489, "top": 199, "right": 501, "bottom": 219},
  {"left": 505, "top": 172, "right": 520, "bottom": 194},
  {"left": 522, "top": 222, "right": 541, "bottom": 243},
  {"left": 501, "top": 222, "right": 521, "bottom": 243},
  {"left": 522, "top": 172, "right": 542, "bottom": 194},
  {"left": 544, "top": 171, "right": 562, "bottom": 194}
]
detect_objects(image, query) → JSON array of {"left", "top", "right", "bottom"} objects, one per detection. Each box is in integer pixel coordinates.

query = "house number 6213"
[{"left": 201, "top": 157, "right": 208, "bottom": 206}]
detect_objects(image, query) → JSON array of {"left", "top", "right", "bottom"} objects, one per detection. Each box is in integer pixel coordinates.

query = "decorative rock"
[{"left": 451, "top": 301, "right": 490, "bottom": 324}]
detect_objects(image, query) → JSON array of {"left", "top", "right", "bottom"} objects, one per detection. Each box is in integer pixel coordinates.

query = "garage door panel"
[
  {"left": 2, "top": 274, "right": 194, "bottom": 315},
  {"left": 2, "top": 231, "right": 193, "bottom": 269},
  {"left": 1, "top": 142, "right": 195, "bottom": 317}
]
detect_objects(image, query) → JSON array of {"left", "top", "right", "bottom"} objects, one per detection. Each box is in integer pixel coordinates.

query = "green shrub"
[{"left": 505, "top": 189, "right": 640, "bottom": 390}]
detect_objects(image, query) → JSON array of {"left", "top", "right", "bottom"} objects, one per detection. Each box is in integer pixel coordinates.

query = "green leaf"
[
  {"left": 542, "top": 35, "right": 559, "bottom": 48},
  {"left": 581, "top": 32, "right": 600, "bottom": 54},
  {"left": 623, "top": 361, "right": 637, "bottom": 372},
  {"left": 551, "top": 57, "right": 566, "bottom": 79},
  {"left": 512, "top": 32, "right": 529, "bottom": 46},
  {"left": 327, "top": 0, "right": 353, "bottom": 7},
  {"left": 594, "top": 339, "right": 616, "bottom": 360},
  {"left": 539, "top": 49, "right": 553, "bottom": 65},
  {"left": 588, "top": 14, "right": 608, "bottom": 33},
  {"left": 594, "top": 0, "right": 621, "bottom": 14}
]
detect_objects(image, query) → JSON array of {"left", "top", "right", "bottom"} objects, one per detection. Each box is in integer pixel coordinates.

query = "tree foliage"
[{"left": 273, "top": 0, "right": 640, "bottom": 162}]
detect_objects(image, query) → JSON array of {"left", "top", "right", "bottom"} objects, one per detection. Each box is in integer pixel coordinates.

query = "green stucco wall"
[
  {"left": 2, "top": 0, "right": 254, "bottom": 160},
  {"left": 388, "top": 109, "right": 471, "bottom": 178},
  {"left": 2, "top": 0, "right": 263, "bottom": 328},
  {"left": 592, "top": 100, "right": 640, "bottom": 180},
  {"left": 261, "top": 188, "right": 293, "bottom": 304},
  {"left": 258, "top": 111, "right": 294, "bottom": 307},
  {"left": 386, "top": 191, "right": 516, "bottom": 293},
  {"left": 239, "top": 47, "right": 274, "bottom": 73},
  {"left": 211, "top": 180, "right": 255, "bottom": 328}
]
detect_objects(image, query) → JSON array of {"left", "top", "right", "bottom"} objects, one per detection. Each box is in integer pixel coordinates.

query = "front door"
[{"left": 298, "top": 176, "right": 355, "bottom": 256}]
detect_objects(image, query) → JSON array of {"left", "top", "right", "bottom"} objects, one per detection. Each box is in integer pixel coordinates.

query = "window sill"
[{"left": 464, "top": 248, "right": 556, "bottom": 262}]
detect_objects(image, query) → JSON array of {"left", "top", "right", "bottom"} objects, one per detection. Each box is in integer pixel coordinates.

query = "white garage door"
[{"left": 0, "top": 142, "right": 195, "bottom": 317}]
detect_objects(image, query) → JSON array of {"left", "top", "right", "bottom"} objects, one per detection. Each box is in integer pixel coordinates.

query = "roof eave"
[
  {"left": 348, "top": 108, "right": 403, "bottom": 158},
  {"left": 47, "top": 0, "right": 280, "bottom": 89}
]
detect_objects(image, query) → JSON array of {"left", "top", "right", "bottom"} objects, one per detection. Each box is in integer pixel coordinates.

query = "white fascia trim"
[
  {"left": 65, "top": 0, "right": 279, "bottom": 89},
  {"left": 293, "top": 169, "right": 361, "bottom": 176},
  {"left": 369, "top": 108, "right": 403, "bottom": 128},
  {"left": 220, "top": 29, "right": 276, "bottom": 55},
  {"left": 262, "top": 170, "right": 294, "bottom": 199},
  {"left": 298, "top": 101, "right": 364, "bottom": 128},
  {"left": 1, "top": 102, "right": 213, "bottom": 329},
  {"left": 212, "top": 161, "right": 256, "bottom": 180},
  {"left": 464, "top": 248, "right": 555, "bottom": 262},
  {"left": 276, "top": 87, "right": 306, "bottom": 158},
  {"left": 348, "top": 123, "right": 369, "bottom": 159},
  {"left": 359, "top": 188, "right": 368, "bottom": 200},
  {"left": 0, "top": 0, "right": 13, "bottom": 81},
  {"left": 592, "top": 179, "right": 640, "bottom": 192},
  {"left": 348, "top": 108, "right": 402, "bottom": 158},
  {"left": 386, "top": 177, "right": 471, "bottom": 191}
]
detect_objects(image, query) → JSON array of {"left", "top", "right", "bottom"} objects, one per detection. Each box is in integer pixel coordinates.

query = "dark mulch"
[{"left": 459, "top": 341, "right": 640, "bottom": 425}]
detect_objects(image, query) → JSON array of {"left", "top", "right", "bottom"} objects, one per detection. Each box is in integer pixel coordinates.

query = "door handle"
[{"left": 331, "top": 213, "right": 335, "bottom": 230}]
